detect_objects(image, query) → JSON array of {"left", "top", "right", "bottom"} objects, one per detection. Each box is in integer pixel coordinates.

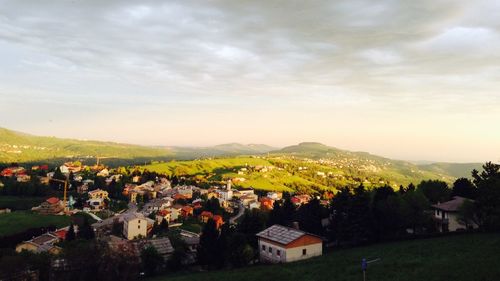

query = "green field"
[
  {"left": 0, "top": 211, "right": 71, "bottom": 237},
  {"left": 141, "top": 153, "right": 461, "bottom": 193},
  {"left": 151, "top": 234, "right": 500, "bottom": 281},
  {"left": 0, "top": 196, "right": 45, "bottom": 211}
]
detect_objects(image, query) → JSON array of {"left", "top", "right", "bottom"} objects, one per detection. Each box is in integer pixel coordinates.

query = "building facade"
[{"left": 256, "top": 224, "right": 322, "bottom": 263}]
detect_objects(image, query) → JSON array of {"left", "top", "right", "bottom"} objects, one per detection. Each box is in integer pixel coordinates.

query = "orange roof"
[
  {"left": 174, "top": 194, "right": 188, "bottom": 200},
  {"left": 46, "top": 197, "right": 60, "bottom": 204},
  {"left": 158, "top": 210, "right": 171, "bottom": 216},
  {"left": 54, "top": 229, "right": 68, "bottom": 240},
  {"left": 200, "top": 211, "right": 213, "bottom": 218},
  {"left": 182, "top": 206, "right": 193, "bottom": 212},
  {"left": 213, "top": 215, "right": 223, "bottom": 223}
]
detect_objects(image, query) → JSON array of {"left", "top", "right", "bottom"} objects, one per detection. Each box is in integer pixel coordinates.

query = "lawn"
[
  {"left": 0, "top": 211, "right": 71, "bottom": 237},
  {"left": 0, "top": 196, "right": 45, "bottom": 211},
  {"left": 150, "top": 234, "right": 500, "bottom": 281}
]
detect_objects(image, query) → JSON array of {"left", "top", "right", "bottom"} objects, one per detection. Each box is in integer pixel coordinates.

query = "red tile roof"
[
  {"left": 46, "top": 197, "right": 60, "bottom": 204},
  {"left": 200, "top": 211, "right": 213, "bottom": 218}
]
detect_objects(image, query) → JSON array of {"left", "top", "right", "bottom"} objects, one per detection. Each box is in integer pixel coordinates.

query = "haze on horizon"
[{"left": 0, "top": 0, "right": 499, "bottom": 163}]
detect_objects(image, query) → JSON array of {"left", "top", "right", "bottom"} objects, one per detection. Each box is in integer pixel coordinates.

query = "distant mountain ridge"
[
  {"left": 0, "top": 127, "right": 276, "bottom": 165},
  {"left": 0, "top": 127, "right": 483, "bottom": 180},
  {"left": 272, "top": 142, "right": 482, "bottom": 180}
]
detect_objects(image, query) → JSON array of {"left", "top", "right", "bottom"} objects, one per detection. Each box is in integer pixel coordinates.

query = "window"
[
  {"left": 302, "top": 249, "right": 307, "bottom": 255},
  {"left": 268, "top": 247, "right": 272, "bottom": 254},
  {"left": 262, "top": 245, "right": 266, "bottom": 251},
  {"left": 277, "top": 250, "right": 281, "bottom": 257}
]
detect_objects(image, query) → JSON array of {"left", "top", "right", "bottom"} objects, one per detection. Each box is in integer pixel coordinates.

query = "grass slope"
[
  {"left": 0, "top": 127, "right": 173, "bottom": 165},
  {"left": 151, "top": 234, "right": 500, "bottom": 281},
  {"left": 0, "top": 211, "right": 70, "bottom": 237},
  {"left": 0, "top": 127, "right": 275, "bottom": 165}
]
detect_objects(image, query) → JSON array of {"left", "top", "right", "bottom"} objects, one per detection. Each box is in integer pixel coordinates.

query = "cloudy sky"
[{"left": 0, "top": 0, "right": 499, "bottom": 162}]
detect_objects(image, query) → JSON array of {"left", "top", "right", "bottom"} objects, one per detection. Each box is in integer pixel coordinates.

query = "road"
[{"left": 229, "top": 201, "right": 245, "bottom": 224}]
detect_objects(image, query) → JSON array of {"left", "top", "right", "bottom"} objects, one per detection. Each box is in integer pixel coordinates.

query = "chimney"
[{"left": 292, "top": 221, "right": 300, "bottom": 230}]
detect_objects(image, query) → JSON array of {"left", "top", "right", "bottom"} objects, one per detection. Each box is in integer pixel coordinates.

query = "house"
[
  {"left": 34, "top": 197, "right": 63, "bottom": 215},
  {"left": 179, "top": 230, "right": 200, "bottom": 264},
  {"left": 166, "top": 205, "right": 182, "bottom": 221},
  {"left": 16, "top": 227, "right": 68, "bottom": 254},
  {"left": 176, "top": 185, "right": 194, "bottom": 199},
  {"left": 156, "top": 210, "right": 171, "bottom": 224},
  {"left": 212, "top": 215, "right": 224, "bottom": 229},
  {"left": 142, "top": 237, "right": 174, "bottom": 261},
  {"left": 143, "top": 199, "right": 171, "bottom": 214},
  {"left": 240, "top": 194, "right": 259, "bottom": 207},
  {"left": 260, "top": 197, "right": 275, "bottom": 210},
  {"left": 1, "top": 166, "right": 26, "bottom": 177},
  {"left": 217, "top": 180, "right": 233, "bottom": 201},
  {"left": 291, "top": 194, "right": 311, "bottom": 206},
  {"left": 181, "top": 206, "right": 194, "bottom": 218},
  {"left": 87, "top": 189, "right": 109, "bottom": 211},
  {"left": 267, "top": 192, "right": 283, "bottom": 200},
  {"left": 256, "top": 224, "right": 322, "bottom": 263},
  {"left": 200, "top": 211, "right": 213, "bottom": 223},
  {"left": 97, "top": 168, "right": 110, "bottom": 177},
  {"left": 122, "top": 213, "right": 154, "bottom": 240},
  {"left": 88, "top": 189, "right": 109, "bottom": 200},
  {"left": 87, "top": 198, "right": 106, "bottom": 211},
  {"left": 432, "top": 196, "right": 478, "bottom": 232}
]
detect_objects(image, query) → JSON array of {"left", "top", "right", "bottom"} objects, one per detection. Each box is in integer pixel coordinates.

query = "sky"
[{"left": 0, "top": 0, "right": 499, "bottom": 163}]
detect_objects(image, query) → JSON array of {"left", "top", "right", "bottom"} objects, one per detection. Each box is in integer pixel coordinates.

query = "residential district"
[{"left": 0, "top": 161, "right": 484, "bottom": 280}]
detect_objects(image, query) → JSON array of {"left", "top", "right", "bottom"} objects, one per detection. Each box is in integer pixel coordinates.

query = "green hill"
[
  {"left": 150, "top": 234, "right": 500, "bottom": 281},
  {"left": 0, "top": 128, "right": 275, "bottom": 165},
  {"left": 0, "top": 127, "right": 174, "bottom": 165},
  {"left": 163, "top": 143, "right": 277, "bottom": 159},
  {"left": 417, "top": 162, "right": 482, "bottom": 178}
]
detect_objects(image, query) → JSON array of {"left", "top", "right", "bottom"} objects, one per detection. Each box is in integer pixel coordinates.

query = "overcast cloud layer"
[{"left": 0, "top": 0, "right": 499, "bottom": 162}]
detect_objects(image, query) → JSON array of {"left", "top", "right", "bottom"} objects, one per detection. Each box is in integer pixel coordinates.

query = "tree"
[
  {"left": 330, "top": 185, "right": 374, "bottom": 246},
  {"left": 198, "top": 219, "right": 220, "bottom": 267},
  {"left": 79, "top": 217, "right": 95, "bottom": 240},
  {"left": 457, "top": 199, "right": 479, "bottom": 230},
  {"left": 296, "top": 198, "right": 326, "bottom": 236},
  {"left": 111, "top": 220, "right": 123, "bottom": 237},
  {"left": 452, "top": 178, "right": 477, "bottom": 199},
  {"left": 417, "top": 180, "right": 451, "bottom": 204},
  {"left": 401, "top": 190, "right": 431, "bottom": 234},
  {"left": 372, "top": 186, "right": 405, "bottom": 240},
  {"left": 140, "top": 246, "right": 164, "bottom": 277},
  {"left": 160, "top": 218, "right": 169, "bottom": 233},
  {"left": 65, "top": 224, "right": 76, "bottom": 241},
  {"left": 228, "top": 232, "right": 254, "bottom": 267},
  {"left": 472, "top": 162, "right": 500, "bottom": 231}
]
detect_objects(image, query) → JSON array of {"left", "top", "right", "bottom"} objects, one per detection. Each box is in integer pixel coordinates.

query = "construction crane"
[{"left": 50, "top": 177, "right": 70, "bottom": 213}]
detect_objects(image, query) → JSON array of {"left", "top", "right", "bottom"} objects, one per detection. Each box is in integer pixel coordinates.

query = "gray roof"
[
  {"left": 432, "top": 196, "right": 472, "bottom": 212},
  {"left": 256, "top": 224, "right": 307, "bottom": 245},
  {"left": 147, "top": 238, "right": 174, "bottom": 256}
]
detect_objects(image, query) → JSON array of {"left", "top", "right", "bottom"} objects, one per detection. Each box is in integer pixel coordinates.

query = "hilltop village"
[{"left": 0, "top": 159, "right": 494, "bottom": 280}]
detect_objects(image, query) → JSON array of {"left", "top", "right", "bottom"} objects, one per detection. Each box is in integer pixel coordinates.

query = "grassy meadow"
[
  {"left": 151, "top": 234, "right": 500, "bottom": 281},
  {"left": 0, "top": 211, "right": 71, "bottom": 237}
]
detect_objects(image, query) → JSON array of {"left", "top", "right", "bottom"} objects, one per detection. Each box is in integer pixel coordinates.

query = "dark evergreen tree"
[
  {"left": 65, "top": 224, "right": 76, "bottom": 241},
  {"left": 472, "top": 162, "right": 500, "bottom": 231},
  {"left": 140, "top": 246, "right": 164, "bottom": 277},
  {"left": 417, "top": 180, "right": 451, "bottom": 203},
  {"left": 198, "top": 219, "right": 220, "bottom": 267},
  {"left": 79, "top": 217, "right": 95, "bottom": 240},
  {"left": 452, "top": 177, "right": 477, "bottom": 199}
]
